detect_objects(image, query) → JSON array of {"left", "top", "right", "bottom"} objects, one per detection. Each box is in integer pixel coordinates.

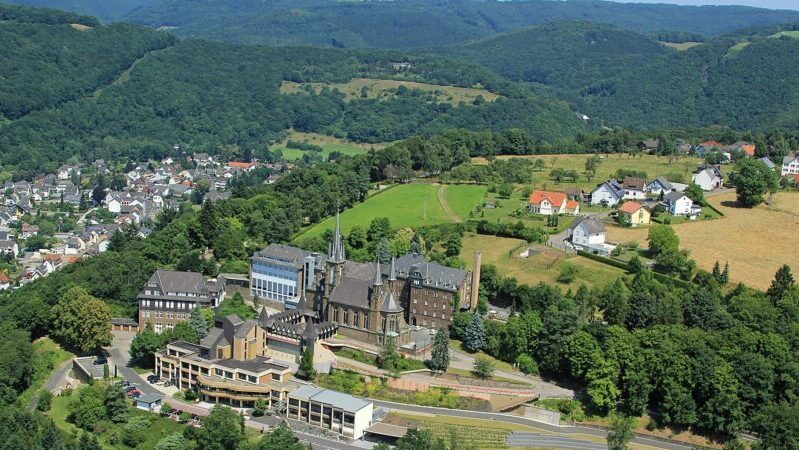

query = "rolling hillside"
[
  {"left": 439, "top": 21, "right": 672, "bottom": 92},
  {"left": 576, "top": 31, "right": 799, "bottom": 130},
  {"left": 3, "top": 0, "right": 799, "bottom": 48},
  {"left": 0, "top": 5, "right": 585, "bottom": 174}
]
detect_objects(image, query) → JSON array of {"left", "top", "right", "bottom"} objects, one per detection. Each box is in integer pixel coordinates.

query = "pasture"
[
  {"left": 272, "top": 132, "right": 380, "bottom": 160},
  {"left": 280, "top": 77, "right": 499, "bottom": 106},
  {"left": 606, "top": 192, "right": 799, "bottom": 289},
  {"left": 296, "top": 183, "right": 487, "bottom": 240},
  {"left": 472, "top": 153, "right": 706, "bottom": 192},
  {"left": 460, "top": 233, "right": 626, "bottom": 289}
]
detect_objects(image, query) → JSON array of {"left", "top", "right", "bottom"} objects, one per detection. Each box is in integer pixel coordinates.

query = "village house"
[
  {"left": 637, "top": 139, "right": 660, "bottom": 153},
  {"left": 646, "top": 177, "right": 673, "bottom": 196},
  {"left": 0, "top": 240, "right": 18, "bottom": 256},
  {"left": 590, "top": 180, "right": 624, "bottom": 206},
  {"left": 758, "top": 157, "right": 776, "bottom": 171},
  {"left": 226, "top": 161, "right": 256, "bottom": 173},
  {"left": 664, "top": 191, "right": 700, "bottom": 216},
  {"left": 0, "top": 273, "right": 10, "bottom": 290},
  {"left": 694, "top": 141, "right": 723, "bottom": 157},
  {"left": 622, "top": 177, "right": 647, "bottom": 200},
  {"left": 617, "top": 201, "right": 650, "bottom": 226},
  {"left": 568, "top": 217, "right": 613, "bottom": 254},
  {"left": 691, "top": 167, "right": 723, "bottom": 191},
  {"left": 527, "top": 190, "right": 579, "bottom": 216},
  {"left": 782, "top": 154, "right": 799, "bottom": 177}
]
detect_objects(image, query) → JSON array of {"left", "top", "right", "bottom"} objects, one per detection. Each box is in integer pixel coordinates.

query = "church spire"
[
  {"left": 373, "top": 259, "right": 383, "bottom": 286},
  {"left": 330, "top": 210, "right": 346, "bottom": 263},
  {"left": 388, "top": 256, "right": 397, "bottom": 281}
]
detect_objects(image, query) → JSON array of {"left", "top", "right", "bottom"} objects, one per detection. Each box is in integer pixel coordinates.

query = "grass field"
[
  {"left": 479, "top": 187, "right": 576, "bottom": 231},
  {"left": 280, "top": 78, "right": 498, "bottom": 106},
  {"left": 771, "top": 30, "right": 799, "bottom": 39},
  {"left": 460, "top": 233, "right": 626, "bottom": 289},
  {"left": 18, "top": 337, "right": 73, "bottom": 406},
  {"left": 296, "top": 183, "right": 486, "bottom": 240},
  {"left": 725, "top": 41, "right": 751, "bottom": 57},
  {"left": 607, "top": 192, "right": 799, "bottom": 289},
  {"left": 272, "top": 132, "right": 382, "bottom": 161},
  {"left": 473, "top": 154, "right": 705, "bottom": 192}
]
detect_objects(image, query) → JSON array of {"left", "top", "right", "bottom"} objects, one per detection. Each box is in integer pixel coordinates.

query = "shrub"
[
  {"left": 183, "top": 389, "right": 197, "bottom": 402},
  {"left": 179, "top": 412, "right": 191, "bottom": 423},
  {"left": 37, "top": 390, "right": 53, "bottom": 411},
  {"left": 515, "top": 354, "right": 538, "bottom": 375},
  {"left": 557, "top": 264, "right": 578, "bottom": 284},
  {"left": 160, "top": 403, "right": 173, "bottom": 416},
  {"left": 472, "top": 357, "right": 495, "bottom": 379}
]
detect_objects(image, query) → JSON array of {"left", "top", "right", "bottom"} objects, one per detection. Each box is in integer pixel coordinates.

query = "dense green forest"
[
  {"left": 0, "top": 21, "right": 175, "bottom": 120},
  {"left": 438, "top": 21, "right": 672, "bottom": 93},
  {"left": 0, "top": 11, "right": 585, "bottom": 175},
  {"left": 3, "top": 0, "right": 799, "bottom": 48},
  {"left": 576, "top": 32, "right": 799, "bottom": 130}
]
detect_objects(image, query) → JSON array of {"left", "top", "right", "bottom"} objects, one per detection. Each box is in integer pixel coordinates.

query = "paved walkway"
[{"left": 27, "top": 359, "right": 74, "bottom": 412}]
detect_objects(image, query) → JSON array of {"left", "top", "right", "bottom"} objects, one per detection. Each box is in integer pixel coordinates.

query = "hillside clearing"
[
  {"left": 660, "top": 41, "right": 702, "bottom": 51},
  {"left": 295, "top": 183, "right": 486, "bottom": 240},
  {"left": 70, "top": 23, "right": 91, "bottom": 31},
  {"left": 725, "top": 41, "right": 750, "bottom": 57},
  {"left": 273, "top": 132, "right": 383, "bottom": 160},
  {"left": 461, "top": 233, "right": 625, "bottom": 289},
  {"left": 771, "top": 30, "right": 799, "bottom": 39},
  {"left": 280, "top": 78, "right": 499, "bottom": 105},
  {"left": 606, "top": 192, "right": 799, "bottom": 289}
]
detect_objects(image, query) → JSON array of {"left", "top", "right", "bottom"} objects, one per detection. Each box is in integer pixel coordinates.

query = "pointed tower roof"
[
  {"left": 388, "top": 256, "right": 397, "bottom": 281},
  {"left": 372, "top": 260, "right": 382, "bottom": 286},
  {"left": 329, "top": 211, "right": 346, "bottom": 263}
]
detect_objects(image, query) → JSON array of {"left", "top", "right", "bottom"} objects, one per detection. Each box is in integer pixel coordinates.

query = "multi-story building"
[
  {"left": 155, "top": 312, "right": 334, "bottom": 409},
  {"left": 288, "top": 386, "right": 373, "bottom": 439},
  {"left": 250, "top": 244, "right": 325, "bottom": 309},
  {"left": 249, "top": 213, "right": 480, "bottom": 347},
  {"left": 783, "top": 154, "right": 799, "bottom": 176},
  {"left": 137, "top": 269, "right": 225, "bottom": 332}
]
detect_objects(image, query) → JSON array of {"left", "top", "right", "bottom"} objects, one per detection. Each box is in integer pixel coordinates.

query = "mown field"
[
  {"left": 296, "top": 183, "right": 487, "bottom": 240},
  {"left": 272, "top": 132, "right": 381, "bottom": 160},
  {"left": 280, "top": 78, "right": 499, "bottom": 105},
  {"left": 474, "top": 153, "right": 706, "bottom": 192},
  {"left": 607, "top": 192, "right": 799, "bottom": 289},
  {"left": 460, "top": 233, "right": 626, "bottom": 289}
]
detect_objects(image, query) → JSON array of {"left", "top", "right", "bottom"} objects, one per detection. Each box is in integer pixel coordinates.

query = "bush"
[
  {"left": 122, "top": 416, "right": 152, "bottom": 447},
  {"left": 183, "top": 389, "right": 197, "bottom": 402},
  {"left": 557, "top": 264, "right": 578, "bottom": 284},
  {"left": 160, "top": 403, "right": 173, "bottom": 416},
  {"left": 252, "top": 399, "right": 267, "bottom": 417},
  {"left": 37, "top": 390, "right": 53, "bottom": 411},
  {"left": 179, "top": 412, "right": 191, "bottom": 423},
  {"left": 103, "top": 363, "right": 109, "bottom": 379},
  {"left": 472, "top": 357, "right": 495, "bottom": 379},
  {"left": 515, "top": 354, "right": 538, "bottom": 375}
]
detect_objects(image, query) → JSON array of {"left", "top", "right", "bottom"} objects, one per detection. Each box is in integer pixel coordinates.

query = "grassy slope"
[
  {"left": 296, "top": 183, "right": 485, "bottom": 240},
  {"left": 18, "top": 337, "right": 73, "bottom": 406}
]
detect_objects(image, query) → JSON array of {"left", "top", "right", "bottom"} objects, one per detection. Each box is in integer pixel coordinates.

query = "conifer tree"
[
  {"left": 463, "top": 313, "right": 486, "bottom": 352},
  {"left": 430, "top": 328, "right": 450, "bottom": 371}
]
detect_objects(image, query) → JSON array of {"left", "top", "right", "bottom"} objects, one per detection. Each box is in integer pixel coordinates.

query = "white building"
[
  {"left": 288, "top": 386, "right": 373, "bottom": 439},
  {"left": 664, "top": 192, "right": 693, "bottom": 215},
  {"left": 568, "top": 217, "right": 614, "bottom": 255},
  {"left": 691, "top": 167, "right": 723, "bottom": 191},
  {"left": 590, "top": 180, "right": 624, "bottom": 206},
  {"left": 782, "top": 154, "right": 799, "bottom": 176},
  {"left": 621, "top": 177, "right": 647, "bottom": 200},
  {"left": 646, "top": 177, "right": 673, "bottom": 196}
]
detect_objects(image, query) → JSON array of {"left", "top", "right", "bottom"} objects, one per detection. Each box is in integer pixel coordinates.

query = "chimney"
[{"left": 470, "top": 251, "right": 482, "bottom": 311}]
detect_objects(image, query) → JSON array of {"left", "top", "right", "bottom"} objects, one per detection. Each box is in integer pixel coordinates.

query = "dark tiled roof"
[
  {"left": 251, "top": 243, "right": 311, "bottom": 269},
  {"left": 569, "top": 217, "right": 605, "bottom": 234},
  {"left": 215, "top": 356, "right": 289, "bottom": 374},
  {"left": 329, "top": 276, "right": 371, "bottom": 308},
  {"left": 388, "top": 253, "right": 467, "bottom": 292}
]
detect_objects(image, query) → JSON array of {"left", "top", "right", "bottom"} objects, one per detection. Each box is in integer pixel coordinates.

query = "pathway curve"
[
  {"left": 27, "top": 359, "right": 73, "bottom": 412},
  {"left": 437, "top": 184, "right": 462, "bottom": 223}
]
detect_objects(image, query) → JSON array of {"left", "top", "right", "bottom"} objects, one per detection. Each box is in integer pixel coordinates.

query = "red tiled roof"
[
  {"left": 700, "top": 141, "right": 723, "bottom": 148},
  {"left": 741, "top": 144, "right": 756, "bottom": 156},
  {"left": 618, "top": 201, "right": 644, "bottom": 214},
  {"left": 565, "top": 200, "right": 579, "bottom": 210},
  {"left": 528, "top": 190, "right": 567, "bottom": 207},
  {"left": 0, "top": 273, "right": 9, "bottom": 283},
  {"left": 227, "top": 161, "right": 255, "bottom": 169}
]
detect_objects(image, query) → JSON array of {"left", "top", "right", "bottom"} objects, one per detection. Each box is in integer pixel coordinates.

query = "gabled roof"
[
  {"left": 565, "top": 200, "right": 579, "bottom": 210},
  {"left": 664, "top": 191, "right": 688, "bottom": 202},
  {"left": 380, "top": 291, "right": 403, "bottom": 313},
  {"left": 648, "top": 177, "right": 672, "bottom": 190},
  {"left": 528, "top": 190, "right": 567, "bottom": 207},
  {"left": 622, "top": 177, "right": 646, "bottom": 191},
  {"left": 699, "top": 141, "right": 723, "bottom": 148},
  {"left": 758, "top": 157, "right": 776, "bottom": 169},
  {"left": 618, "top": 201, "right": 645, "bottom": 214},
  {"left": 569, "top": 217, "right": 605, "bottom": 234}
]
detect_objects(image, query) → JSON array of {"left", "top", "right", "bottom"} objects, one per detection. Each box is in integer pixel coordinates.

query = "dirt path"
[
  {"left": 437, "top": 184, "right": 462, "bottom": 223},
  {"left": 91, "top": 44, "right": 175, "bottom": 99}
]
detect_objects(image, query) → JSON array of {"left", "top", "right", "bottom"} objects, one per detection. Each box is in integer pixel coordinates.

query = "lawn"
[
  {"left": 49, "top": 389, "right": 187, "bottom": 449},
  {"left": 460, "top": 233, "right": 626, "bottom": 289},
  {"left": 606, "top": 192, "right": 799, "bottom": 289},
  {"left": 479, "top": 188, "right": 575, "bottom": 232},
  {"left": 472, "top": 153, "right": 705, "bottom": 193},
  {"left": 280, "top": 78, "right": 499, "bottom": 105},
  {"left": 296, "top": 183, "right": 486, "bottom": 240},
  {"left": 18, "top": 337, "right": 73, "bottom": 406},
  {"left": 272, "top": 132, "right": 380, "bottom": 161}
]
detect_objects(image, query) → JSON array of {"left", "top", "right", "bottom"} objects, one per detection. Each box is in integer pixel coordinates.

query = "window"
[
  {"left": 238, "top": 373, "right": 247, "bottom": 380},
  {"left": 215, "top": 368, "right": 223, "bottom": 376}
]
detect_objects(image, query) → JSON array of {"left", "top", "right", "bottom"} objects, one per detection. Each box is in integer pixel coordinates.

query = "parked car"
[
  {"left": 147, "top": 375, "right": 160, "bottom": 383},
  {"left": 126, "top": 389, "right": 141, "bottom": 397},
  {"left": 93, "top": 355, "right": 107, "bottom": 365},
  {"left": 130, "top": 392, "right": 142, "bottom": 400}
]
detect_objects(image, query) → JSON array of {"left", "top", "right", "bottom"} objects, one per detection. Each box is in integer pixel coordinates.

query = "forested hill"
[
  {"left": 3, "top": 0, "right": 799, "bottom": 48},
  {"left": 0, "top": 14, "right": 176, "bottom": 120},
  {"left": 575, "top": 30, "right": 799, "bottom": 130},
  {"left": 438, "top": 21, "right": 672, "bottom": 92},
  {"left": 0, "top": 6, "right": 585, "bottom": 175}
]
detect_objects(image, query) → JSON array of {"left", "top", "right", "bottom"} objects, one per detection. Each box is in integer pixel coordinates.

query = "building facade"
[
  {"left": 288, "top": 386, "right": 373, "bottom": 439},
  {"left": 250, "top": 244, "right": 325, "bottom": 309},
  {"left": 137, "top": 270, "right": 224, "bottom": 332}
]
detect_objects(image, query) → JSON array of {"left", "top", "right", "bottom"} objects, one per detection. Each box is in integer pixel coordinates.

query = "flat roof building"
[{"left": 288, "top": 386, "right": 373, "bottom": 439}]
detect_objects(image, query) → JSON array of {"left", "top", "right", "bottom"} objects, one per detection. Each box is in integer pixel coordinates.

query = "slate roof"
[
  {"left": 664, "top": 191, "right": 688, "bottom": 202},
  {"left": 138, "top": 269, "right": 210, "bottom": 302},
  {"left": 569, "top": 217, "right": 605, "bottom": 234},
  {"left": 329, "top": 276, "right": 371, "bottom": 308},
  {"left": 387, "top": 253, "right": 467, "bottom": 292},
  {"left": 380, "top": 292, "right": 403, "bottom": 313},
  {"left": 648, "top": 177, "right": 672, "bottom": 191},
  {"left": 251, "top": 243, "right": 316, "bottom": 269}
]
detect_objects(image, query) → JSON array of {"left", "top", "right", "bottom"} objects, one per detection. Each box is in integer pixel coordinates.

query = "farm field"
[
  {"left": 460, "top": 233, "right": 626, "bottom": 289},
  {"left": 472, "top": 153, "right": 706, "bottom": 192},
  {"left": 280, "top": 77, "right": 499, "bottom": 105},
  {"left": 272, "top": 132, "right": 382, "bottom": 160},
  {"left": 606, "top": 192, "right": 799, "bottom": 289},
  {"left": 296, "top": 183, "right": 486, "bottom": 240}
]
